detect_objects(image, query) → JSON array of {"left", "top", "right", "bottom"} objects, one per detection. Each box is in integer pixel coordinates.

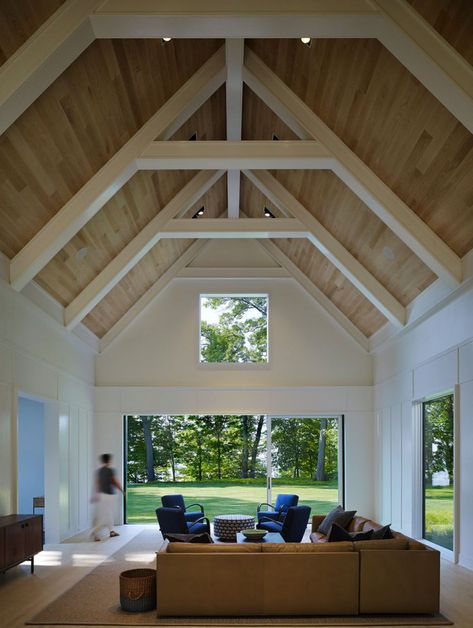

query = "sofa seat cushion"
[
  {"left": 167, "top": 542, "right": 261, "bottom": 553},
  {"left": 353, "top": 538, "right": 409, "bottom": 551},
  {"left": 310, "top": 531, "right": 329, "bottom": 543},
  {"left": 262, "top": 541, "right": 354, "bottom": 553}
]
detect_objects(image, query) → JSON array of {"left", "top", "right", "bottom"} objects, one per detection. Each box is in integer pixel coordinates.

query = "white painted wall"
[
  {"left": 96, "top": 277, "right": 372, "bottom": 387},
  {"left": 17, "top": 396, "right": 45, "bottom": 515},
  {"left": 0, "top": 278, "right": 95, "bottom": 542},
  {"left": 373, "top": 283, "right": 473, "bottom": 570},
  {"left": 95, "top": 264, "right": 375, "bottom": 523}
]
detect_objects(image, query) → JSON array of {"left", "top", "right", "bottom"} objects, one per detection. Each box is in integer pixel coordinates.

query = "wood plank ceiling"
[{"left": 0, "top": 1, "right": 472, "bottom": 345}]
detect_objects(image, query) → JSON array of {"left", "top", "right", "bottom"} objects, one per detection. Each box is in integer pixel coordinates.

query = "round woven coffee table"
[{"left": 213, "top": 514, "right": 255, "bottom": 541}]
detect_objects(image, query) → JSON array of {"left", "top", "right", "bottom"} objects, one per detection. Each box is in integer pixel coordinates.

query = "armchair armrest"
[
  {"left": 185, "top": 503, "right": 204, "bottom": 513},
  {"left": 257, "top": 502, "right": 275, "bottom": 513},
  {"left": 188, "top": 516, "right": 210, "bottom": 531},
  {"left": 312, "top": 514, "right": 325, "bottom": 532}
]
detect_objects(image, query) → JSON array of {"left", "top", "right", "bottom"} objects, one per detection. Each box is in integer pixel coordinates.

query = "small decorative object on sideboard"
[{"left": 0, "top": 514, "right": 43, "bottom": 574}]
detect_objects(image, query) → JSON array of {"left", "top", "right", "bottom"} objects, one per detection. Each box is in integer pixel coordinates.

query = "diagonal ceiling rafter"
[
  {"left": 244, "top": 47, "right": 463, "bottom": 289},
  {"left": 9, "top": 45, "right": 226, "bottom": 292},
  {"left": 99, "top": 239, "right": 211, "bottom": 352},
  {"left": 245, "top": 170, "right": 406, "bottom": 327},
  {"left": 64, "top": 170, "right": 225, "bottom": 330}
]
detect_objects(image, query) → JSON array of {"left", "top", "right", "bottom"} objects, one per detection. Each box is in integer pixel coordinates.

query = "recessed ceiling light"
[
  {"left": 264, "top": 207, "right": 275, "bottom": 218},
  {"left": 75, "top": 247, "right": 88, "bottom": 262},
  {"left": 162, "top": 37, "right": 172, "bottom": 43},
  {"left": 383, "top": 246, "right": 395, "bottom": 261},
  {"left": 192, "top": 207, "right": 205, "bottom": 219},
  {"left": 300, "top": 37, "right": 311, "bottom": 46}
]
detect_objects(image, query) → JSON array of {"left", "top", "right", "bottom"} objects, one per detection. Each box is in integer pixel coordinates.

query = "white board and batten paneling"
[
  {"left": 0, "top": 278, "right": 95, "bottom": 542},
  {"left": 374, "top": 284, "right": 473, "bottom": 570}
]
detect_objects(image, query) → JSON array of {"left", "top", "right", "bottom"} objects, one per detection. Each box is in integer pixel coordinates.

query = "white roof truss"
[
  {"left": 225, "top": 39, "right": 244, "bottom": 218},
  {"left": 244, "top": 47, "right": 463, "bottom": 289},
  {"left": 9, "top": 46, "right": 226, "bottom": 291},
  {"left": 64, "top": 170, "right": 225, "bottom": 330},
  {"left": 246, "top": 170, "right": 406, "bottom": 327},
  {"left": 99, "top": 239, "right": 211, "bottom": 352}
]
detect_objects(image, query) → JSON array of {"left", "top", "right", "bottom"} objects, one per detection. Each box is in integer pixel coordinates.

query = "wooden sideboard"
[{"left": 0, "top": 515, "right": 43, "bottom": 574}]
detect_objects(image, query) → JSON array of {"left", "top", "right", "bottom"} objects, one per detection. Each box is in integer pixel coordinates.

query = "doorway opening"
[
  {"left": 17, "top": 396, "right": 45, "bottom": 517},
  {"left": 123, "top": 415, "right": 344, "bottom": 524}
]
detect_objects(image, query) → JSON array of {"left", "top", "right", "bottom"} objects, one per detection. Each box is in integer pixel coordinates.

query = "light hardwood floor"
[{"left": 0, "top": 524, "right": 472, "bottom": 628}]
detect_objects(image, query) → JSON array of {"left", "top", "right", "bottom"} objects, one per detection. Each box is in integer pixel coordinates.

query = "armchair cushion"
[{"left": 257, "top": 519, "right": 283, "bottom": 533}]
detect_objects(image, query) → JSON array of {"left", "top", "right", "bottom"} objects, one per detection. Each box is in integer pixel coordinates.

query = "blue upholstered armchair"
[
  {"left": 256, "top": 494, "right": 299, "bottom": 524},
  {"left": 156, "top": 506, "right": 210, "bottom": 539},
  {"left": 257, "top": 505, "right": 311, "bottom": 542},
  {"left": 161, "top": 494, "right": 204, "bottom": 523}
]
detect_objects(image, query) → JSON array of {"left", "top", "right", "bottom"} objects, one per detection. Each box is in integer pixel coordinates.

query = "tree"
[
  {"left": 424, "top": 395, "right": 454, "bottom": 485},
  {"left": 200, "top": 296, "right": 268, "bottom": 363},
  {"left": 142, "top": 416, "right": 156, "bottom": 482},
  {"left": 315, "top": 418, "right": 327, "bottom": 481}
]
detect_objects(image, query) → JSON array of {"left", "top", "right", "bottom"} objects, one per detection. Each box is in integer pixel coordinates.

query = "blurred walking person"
[{"left": 90, "top": 453, "right": 123, "bottom": 541}]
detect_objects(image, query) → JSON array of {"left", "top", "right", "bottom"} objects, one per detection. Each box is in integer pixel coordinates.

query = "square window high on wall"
[{"left": 199, "top": 295, "right": 268, "bottom": 364}]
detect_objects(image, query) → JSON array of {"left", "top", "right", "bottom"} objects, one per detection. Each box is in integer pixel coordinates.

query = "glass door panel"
[
  {"left": 422, "top": 395, "right": 454, "bottom": 550},
  {"left": 125, "top": 415, "right": 267, "bottom": 523},
  {"left": 270, "top": 417, "right": 341, "bottom": 515}
]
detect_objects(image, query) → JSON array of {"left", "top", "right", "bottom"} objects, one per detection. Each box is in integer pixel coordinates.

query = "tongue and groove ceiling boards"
[{"left": 0, "top": 1, "right": 472, "bottom": 354}]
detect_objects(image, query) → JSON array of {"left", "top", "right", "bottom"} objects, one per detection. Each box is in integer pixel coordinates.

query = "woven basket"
[{"left": 119, "top": 568, "right": 156, "bottom": 612}]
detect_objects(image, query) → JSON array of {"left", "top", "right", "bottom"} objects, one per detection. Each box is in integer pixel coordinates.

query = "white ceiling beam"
[
  {"left": 258, "top": 239, "right": 369, "bottom": 352},
  {"left": 246, "top": 169, "right": 406, "bottom": 326},
  {"left": 64, "top": 170, "right": 224, "bottom": 330},
  {"left": 177, "top": 267, "right": 290, "bottom": 279},
  {"left": 91, "top": 0, "right": 380, "bottom": 39},
  {"left": 137, "top": 140, "right": 334, "bottom": 170},
  {"left": 0, "top": 0, "right": 101, "bottom": 136},
  {"left": 245, "top": 48, "right": 462, "bottom": 288},
  {"left": 100, "top": 239, "right": 210, "bottom": 352},
  {"left": 375, "top": 0, "right": 473, "bottom": 136},
  {"left": 9, "top": 46, "right": 226, "bottom": 292},
  {"left": 159, "top": 218, "right": 307, "bottom": 239},
  {"left": 226, "top": 39, "right": 244, "bottom": 219}
]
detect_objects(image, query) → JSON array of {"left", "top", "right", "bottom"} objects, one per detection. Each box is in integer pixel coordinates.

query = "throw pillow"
[
  {"left": 371, "top": 524, "right": 394, "bottom": 540},
  {"left": 317, "top": 505, "right": 357, "bottom": 536},
  {"left": 328, "top": 523, "right": 374, "bottom": 543}
]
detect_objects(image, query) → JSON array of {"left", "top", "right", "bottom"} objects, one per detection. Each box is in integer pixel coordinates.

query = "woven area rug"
[{"left": 27, "top": 530, "right": 452, "bottom": 626}]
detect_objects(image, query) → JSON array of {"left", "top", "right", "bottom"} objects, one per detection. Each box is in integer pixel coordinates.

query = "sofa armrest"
[
  {"left": 311, "top": 515, "right": 325, "bottom": 532},
  {"left": 359, "top": 548, "right": 440, "bottom": 614}
]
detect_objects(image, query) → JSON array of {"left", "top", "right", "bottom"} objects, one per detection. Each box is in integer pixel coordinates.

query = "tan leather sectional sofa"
[{"left": 155, "top": 514, "right": 440, "bottom": 617}]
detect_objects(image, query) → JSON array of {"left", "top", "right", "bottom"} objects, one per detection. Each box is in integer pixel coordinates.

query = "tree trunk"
[
  {"left": 241, "top": 416, "right": 249, "bottom": 478},
  {"left": 167, "top": 418, "right": 176, "bottom": 482},
  {"left": 142, "top": 416, "right": 156, "bottom": 482},
  {"left": 249, "top": 416, "right": 264, "bottom": 478},
  {"left": 315, "top": 418, "right": 328, "bottom": 481}
]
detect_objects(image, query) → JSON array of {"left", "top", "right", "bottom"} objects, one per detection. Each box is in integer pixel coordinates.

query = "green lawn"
[
  {"left": 424, "top": 485, "right": 454, "bottom": 550},
  {"left": 125, "top": 479, "right": 339, "bottom": 524}
]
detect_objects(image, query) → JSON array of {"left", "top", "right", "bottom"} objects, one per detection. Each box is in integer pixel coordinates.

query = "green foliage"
[
  {"left": 423, "top": 394, "right": 454, "bottom": 485},
  {"left": 200, "top": 296, "right": 268, "bottom": 363}
]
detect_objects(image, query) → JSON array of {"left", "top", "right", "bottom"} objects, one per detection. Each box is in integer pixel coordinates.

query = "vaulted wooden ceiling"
[{"left": 0, "top": 0, "right": 472, "bottom": 353}]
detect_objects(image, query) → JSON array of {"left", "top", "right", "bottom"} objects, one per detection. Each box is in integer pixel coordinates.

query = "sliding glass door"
[
  {"left": 124, "top": 414, "right": 343, "bottom": 524},
  {"left": 269, "top": 417, "right": 342, "bottom": 515},
  {"left": 422, "top": 394, "right": 454, "bottom": 550}
]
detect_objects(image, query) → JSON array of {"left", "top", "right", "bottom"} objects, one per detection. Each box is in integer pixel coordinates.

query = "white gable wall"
[
  {"left": 95, "top": 269, "right": 375, "bottom": 523},
  {"left": 0, "top": 278, "right": 95, "bottom": 542},
  {"left": 373, "top": 282, "right": 473, "bottom": 570}
]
